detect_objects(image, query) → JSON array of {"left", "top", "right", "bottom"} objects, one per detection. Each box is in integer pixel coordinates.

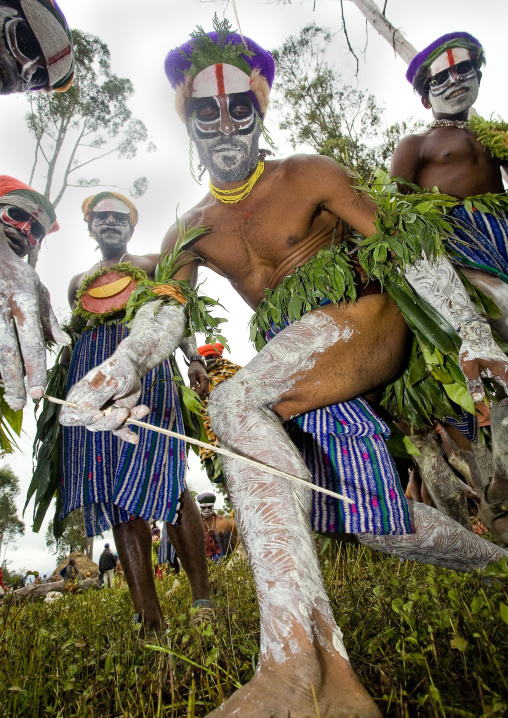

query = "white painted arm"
[
  {"left": 404, "top": 255, "right": 508, "bottom": 402},
  {"left": 60, "top": 301, "right": 187, "bottom": 442},
  {"left": 0, "top": 231, "right": 70, "bottom": 410}
]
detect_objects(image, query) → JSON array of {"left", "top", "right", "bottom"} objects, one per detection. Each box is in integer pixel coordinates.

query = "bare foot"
[{"left": 207, "top": 648, "right": 380, "bottom": 718}]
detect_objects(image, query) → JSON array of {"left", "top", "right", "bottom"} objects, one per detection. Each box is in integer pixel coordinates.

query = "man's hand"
[
  {"left": 0, "top": 236, "right": 70, "bottom": 410},
  {"left": 59, "top": 353, "right": 150, "bottom": 443},
  {"left": 189, "top": 360, "right": 209, "bottom": 399},
  {"left": 458, "top": 318, "right": 508, "bottom": 404}
]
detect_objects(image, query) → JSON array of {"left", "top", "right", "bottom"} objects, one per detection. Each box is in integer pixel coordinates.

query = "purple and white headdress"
[
  {"left": 406, "top": 32, "right": 484, "bottom": 97},
  {"left": 164, "top": 16, "right": 275, "bottom": 122}
]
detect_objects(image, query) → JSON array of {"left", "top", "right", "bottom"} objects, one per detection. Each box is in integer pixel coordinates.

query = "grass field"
[{"left": 1, "top": 542, "right": 507, "bottom": 718}]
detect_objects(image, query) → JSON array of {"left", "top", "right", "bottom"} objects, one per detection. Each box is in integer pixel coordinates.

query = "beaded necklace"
[
  {"left": 209, "top": 160, "right": 265, "bottom": 204},
  {"left": 429, "top": 120, "right": 471, "bottom": 131}
]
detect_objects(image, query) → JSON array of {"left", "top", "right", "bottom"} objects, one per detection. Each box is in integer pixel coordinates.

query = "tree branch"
[
  {"left": 346, "top": 0, "right": 417, "bottom": 64},
  {"left": 339, "top": 0, "right": 360, "bottom": 75}
]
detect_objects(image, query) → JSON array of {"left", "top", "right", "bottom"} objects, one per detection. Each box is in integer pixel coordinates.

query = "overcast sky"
[{"left": 2, "top": 0, "right": 507, "bottom": 576}]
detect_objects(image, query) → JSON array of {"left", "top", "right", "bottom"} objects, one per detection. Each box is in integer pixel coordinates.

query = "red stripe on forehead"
[
  {"left": 215, "top": 63, "right": 225, "bottom": 95},
  {"left": 446, "top": 49, "right": 455, "bottom": 67},
  {"left": 47, "top": 45, "right": 72, "bottom": 67}
]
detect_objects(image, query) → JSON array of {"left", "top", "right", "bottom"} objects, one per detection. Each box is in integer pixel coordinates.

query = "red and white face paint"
[
  {"left": 0, "top": 205, "right": 45, "bottom": 254},
  {"left": 429, "top": 47, "right": 472, "bottom": 77},
  {"left": 192, "top": 62, "right": 251, "bottom": 99},
  {"left": 426, "top": 47, "right": 479, "bottom": 115}
]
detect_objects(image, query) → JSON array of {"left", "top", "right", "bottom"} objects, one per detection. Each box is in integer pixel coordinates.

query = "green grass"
[{"left": 1, "top": 542, "right": 507, "bottom": 717}]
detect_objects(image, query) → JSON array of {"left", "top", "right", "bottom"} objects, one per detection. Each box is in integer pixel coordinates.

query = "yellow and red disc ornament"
[{"left": 74, "top": 263, "right": 148, "bottom": 322}]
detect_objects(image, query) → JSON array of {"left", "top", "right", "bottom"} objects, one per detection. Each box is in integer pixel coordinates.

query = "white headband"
[
  {"left": 192, "top": 63, "right": 251, "bottom": 98},
  {"left": 430, "top": 47, "right": 472, "bottom": 76}
]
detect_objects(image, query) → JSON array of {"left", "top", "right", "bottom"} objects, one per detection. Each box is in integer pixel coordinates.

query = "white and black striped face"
[
  {"left": 199, "top": 503, "right": 215, "bottom": 519},
  {"left": 427, "top": 63, "right": 479, "bottom": 116},
  {"left": 189, "top": 92, "right": 261, "bottom": 183},
  {"left": 0, "top": 4, "right": 48, "bottom": 94},
  {"left": 193, "top": 93, "right": 256, "bottom": 138}
]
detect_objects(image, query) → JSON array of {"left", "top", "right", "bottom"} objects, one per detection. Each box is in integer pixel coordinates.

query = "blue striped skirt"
[
  {"left": 447, "top": 205, "right": 508, "bottom": 282},
  {"left": 59, "top": 322, "right": 187, "bottom": 537},
  {"left": 265, "top": 315, "right": 412, "bottom": 535}
]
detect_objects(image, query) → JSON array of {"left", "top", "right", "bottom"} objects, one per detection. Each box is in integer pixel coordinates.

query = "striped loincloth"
[
  {"left": 265, "top": 314, "right": 412, "bottom": 536},
  {"left": 60, "top": 322, "right": 186, "bottom": 537},
  {"left": 447, "top": 204, "right": 508, "bottom": 282}
]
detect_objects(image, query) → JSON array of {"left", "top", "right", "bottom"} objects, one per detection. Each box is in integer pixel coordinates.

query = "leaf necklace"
[{"left": 209, "top": 160, "right": 264, "bottom": 204}]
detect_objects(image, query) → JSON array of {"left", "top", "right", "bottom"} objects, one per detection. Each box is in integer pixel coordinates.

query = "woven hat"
[
  {"left": 406, "top": 32, "right": 484, "bottom": 96},
  {"left": 0, "top": 175, "right": 58, "bottom": 235},
  {"left": 197, "top": 492, "right": 216, "bottom": 505},
  {"left": 164, "top": 16, "right": 275, "bottom": 122},
  {"left": 21, "top": 0, "right": 74, "bottom": 91}
]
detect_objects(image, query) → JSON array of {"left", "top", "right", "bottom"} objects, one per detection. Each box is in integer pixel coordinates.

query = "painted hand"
[
  {"left": 188, "top": 360, "right": 209, "bottom": 399},
  {"left": 59, "top": 353, "right": 150, "bottom": 443},
  {"left": 0, "top": 236, "right": 70, "bottom": 410},
  {"left": 458, "top": 318, "right": 508, "bottom": 404}
]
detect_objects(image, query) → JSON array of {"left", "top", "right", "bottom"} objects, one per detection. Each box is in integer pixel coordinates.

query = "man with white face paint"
[
  {"left": 0, "top": 174, "right": 67, "bottom": 411},
  {"left": 59, "top": 191, "right": 212, "bottom": 633},
  {"left": 0, "top": 0, "right": 74, "bottom": 411},
  {"left": 393, "top": 33, "right": 508, "bottom": 545},
  {"left": 60, "top": 21, "right": 508, "bottom": 718}
]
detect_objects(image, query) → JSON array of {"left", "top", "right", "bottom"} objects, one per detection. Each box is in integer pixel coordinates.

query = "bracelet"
[{"left": 189, "top": 355, "right": 206, "bottom": 365}]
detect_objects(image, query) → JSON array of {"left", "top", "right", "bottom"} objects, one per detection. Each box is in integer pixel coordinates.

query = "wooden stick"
[{"left": 44, "top": 394, "right": 353, "bottom": 504}]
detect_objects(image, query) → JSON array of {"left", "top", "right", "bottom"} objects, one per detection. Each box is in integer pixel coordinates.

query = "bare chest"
[
  {"left": 418, "top": 129, "right": 503, "bottom": 196},
  {"left": 192, "top": 189, "right": 338, "bottom": 306}
]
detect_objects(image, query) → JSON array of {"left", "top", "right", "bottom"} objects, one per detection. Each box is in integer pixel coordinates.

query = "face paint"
[
  {"left": 0, "top": 7, "right": 47, "bottom": 94},
  {"left": 200, "top": 503, "right": 215, "bottom": 519},
  {"left": 0, "top": 205, "right": 45, "bottom": 256},
  {"left": 427, "top": 65, "right": 479, "bottom": 116},
  {"left": 428, "top": 60, "right": 477, "bottom": 97},
  {"left": 190, "top": 93, "right": 262, "bottom": 183},
  {"left": 91, "top": 209, "right": 132, "bottom": 250}
]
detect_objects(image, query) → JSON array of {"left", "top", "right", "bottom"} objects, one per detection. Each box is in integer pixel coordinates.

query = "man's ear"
[
  {"left": 477, "top": 69, "right": 482, "bottom": 85},
  {"left": 421, "top": 96, "right": 432, "bottom": 110}
]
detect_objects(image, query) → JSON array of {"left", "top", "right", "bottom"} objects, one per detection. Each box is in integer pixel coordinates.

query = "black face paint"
[
  {"left": 193, "top": 93, "right": 256, "bottom": 140},
  {"left": 427, "top": 60, "right": 477, "bottom": 97},
  {"left": 0, "top": 8, "right": 47, "bottom": 94},
  {"left": 189, "top": 93, "right": 261, "bottom": 184}
]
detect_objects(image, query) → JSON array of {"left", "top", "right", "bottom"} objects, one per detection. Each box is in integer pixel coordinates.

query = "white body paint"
[
  {"left": 208, "top": 310, "right": 350, "bottom": 665},
  {"left": 404, "top": 254, "right": 508, "bottom": 399},
  {"left": 358, "top": 500, "right": 508, "bottom": 571},
  {"left": 60, "top": 301, "right": 187, "bottom": 441},
  {"left": 0, "top": 231, "right": 69, "bottom": 409}
]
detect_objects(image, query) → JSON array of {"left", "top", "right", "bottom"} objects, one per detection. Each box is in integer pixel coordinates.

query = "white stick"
[{"left": 44, "top": 394, "right": 354, "bottom": 504}]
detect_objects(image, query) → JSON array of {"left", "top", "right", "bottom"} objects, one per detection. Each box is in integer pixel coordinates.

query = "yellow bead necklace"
[{"left": 209, "top": 160, "right": 265, "bottom": 204}]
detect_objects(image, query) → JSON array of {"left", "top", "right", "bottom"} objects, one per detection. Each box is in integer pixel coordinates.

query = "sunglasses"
[
  {"left": 5, "top": 17, "right": 48, "bottom": 90},
  {"left": 93, "top": 211, "right": 130, "bottom": 224},
  {"left": 0, "top": 206, "right": 46, "bottom": 246},
  {"left": 427, "top": 60, "right": 476, "bottom": 97}
]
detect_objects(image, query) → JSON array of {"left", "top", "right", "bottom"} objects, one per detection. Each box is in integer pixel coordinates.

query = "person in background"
[
  {"left": 196, "top": 343, "right": 242, "bottom": 485},
  {"left": 98, "top": 543, "right": 117, "bottom": 589},
  {"left": 197, "top": 493, "right": 238, "bottom": 561}
]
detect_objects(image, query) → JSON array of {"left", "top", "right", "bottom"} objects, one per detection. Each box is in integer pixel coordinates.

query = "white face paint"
[
  {"left": 91, "top": 200, "right": 132, "bottom": 254},
  {"left": 428, "top": 66, "right": 479, "bottom": 116},
  {"left": 189, "top": 93, "right": 261, "bottom": 183},
  {"left": 0, "top": 6, "right": 48, "bottom": 94},
  {"left": 200, "top": 503, "right": 215, "bottom": 519}
]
